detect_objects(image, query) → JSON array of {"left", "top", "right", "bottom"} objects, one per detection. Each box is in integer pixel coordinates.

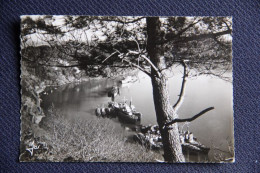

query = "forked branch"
[
  {"left": 111, "top": 49, "right": 151, "bottom": 77},
  {"left": 121, "top": 58, "right": 151, "bottom": 77},
  {"left": 140, "top": 55, "right": 161, "bottom": 77}
]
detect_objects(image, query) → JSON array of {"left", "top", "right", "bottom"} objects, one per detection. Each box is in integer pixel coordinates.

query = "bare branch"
[
  {"left": 173, "top": 60, "right": 188, "bottom": 111},
  {"left": 165, "top": 107, "right": 214, "bottom": 127},
  {"left": 133, "top": 38, "right": 141, "bottom": 53},
  {"left": 112, "top": 48, "right": 151, "bottom": 76},
  {"left": 102, "top": 51, "right": 119, "bottom": 63},
  {"left": 121, "top": 58, "right": 151, "bottom": 77},
  {"left": 140, "top": 55, "right": 161, "bottom": 77}
]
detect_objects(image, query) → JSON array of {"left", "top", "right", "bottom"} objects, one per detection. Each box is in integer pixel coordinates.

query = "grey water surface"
[{"left": 41, "top": 68, "right": 233, "bottom": 161}]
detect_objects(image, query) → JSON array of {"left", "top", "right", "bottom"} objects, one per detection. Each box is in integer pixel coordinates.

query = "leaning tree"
[{"left": 21, "top": 16, "right": 232, "bottom": 162}]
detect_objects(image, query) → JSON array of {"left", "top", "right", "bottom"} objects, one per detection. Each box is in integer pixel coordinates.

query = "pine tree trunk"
[{"left": 146, "top": 17, "right": 185, "bottom": 162}]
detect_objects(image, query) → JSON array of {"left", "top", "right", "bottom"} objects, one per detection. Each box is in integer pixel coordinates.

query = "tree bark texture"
[{"left": 146, "top": 17, "right": 185, "bottom": 162}]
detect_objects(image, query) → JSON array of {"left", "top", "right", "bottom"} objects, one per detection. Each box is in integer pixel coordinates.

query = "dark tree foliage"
[
  {"left": 21, "top": 16, "right": 232, "bottom": 79},
  {"left": 21, "top": 16, "right": 232, "bottom": 162}
]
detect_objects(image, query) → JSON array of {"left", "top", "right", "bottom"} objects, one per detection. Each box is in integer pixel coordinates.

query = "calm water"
[{"left": 41, "top": 67, "right": 233, "bottom": 160}]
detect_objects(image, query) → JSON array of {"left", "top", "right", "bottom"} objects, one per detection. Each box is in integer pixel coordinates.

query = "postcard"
[{"left": 20, "top": 15, "right": 234, "bottom": 162}]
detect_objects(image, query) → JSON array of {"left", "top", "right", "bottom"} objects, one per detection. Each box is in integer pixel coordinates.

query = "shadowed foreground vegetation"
[
  {"left": 20, "top": 56, "right": 162, "bottom": 162},
  {"left": 20, "top": 107, "right": 163, "bottom": 162}
]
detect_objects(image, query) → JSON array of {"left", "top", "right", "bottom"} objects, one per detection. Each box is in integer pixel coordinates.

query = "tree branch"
[
  {"left": 39, "top": 62, "right": 143, "bottom": 70},
  {"left": 164, "top": 29, "right": 232, "bottom": 44},
  {"left": 173, "top": 60, "right": 187, "bottom": 111},
  {"left": 140, "top": 55, "right": 161, "bottom": 77},
  {"left": 165, "top": 107, "right": 214, "bottom": 127},
  {"left": 113, "top": 48, "right": 151, "bottom": 77},
  {"left": 223, "top": 20, "right": 231, "bottom": 31},
  {"left": 175, "top": 29, "right": 232, "bottom": 43},
  {"left": 40, "top": 64, "right": 80, "bottom": 68},
  {"left": 100, "top": 17, "right": 146, "bottom": 24},
  {"left": 165, "top": 21, "right": 200, "bottom": 41},
  {"left": 121, "top": 58, "right": 151, "bottom": 77},
  {"left": 102, "top": 51, "right": 119, "bottom": 63}
]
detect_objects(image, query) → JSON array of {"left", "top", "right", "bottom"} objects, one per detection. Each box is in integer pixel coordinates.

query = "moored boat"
[
  {"left": 134, "top": 125, "right": 210, "bottom": 156},
  {"left": 95, "top": 101, "right": 142, "bottom": 123},
  {"left": 113, "top": 101, "right": 142, "bottom": 123}
]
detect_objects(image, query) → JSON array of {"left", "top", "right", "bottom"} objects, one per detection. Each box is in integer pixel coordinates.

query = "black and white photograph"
[{"left": 20, "top": 15, "right": 234, "bottom": 163}]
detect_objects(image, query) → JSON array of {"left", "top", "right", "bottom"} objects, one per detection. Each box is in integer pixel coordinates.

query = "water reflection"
[{"left": 41, "top": 67, "right": 233, "bottom": 161}]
